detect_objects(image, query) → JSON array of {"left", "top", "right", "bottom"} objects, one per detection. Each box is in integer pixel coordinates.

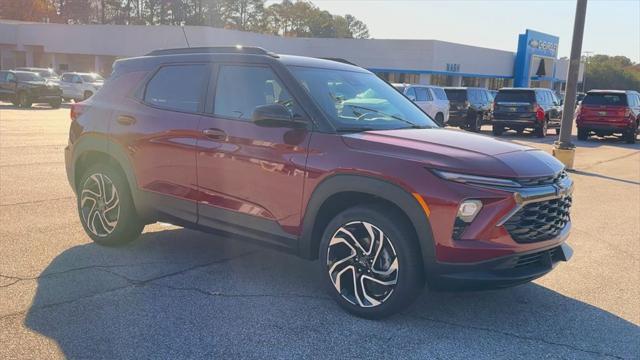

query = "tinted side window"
[
  {"left": 214, "top": 65, "right": 293, "bottom": 121},
  {"left": 0, "top": 71, "right": 7, "bottom": 82},
  {"left": 6, "top": 72, "right": 15, "bottom": 82},
  {"left": 61, "top": 74, "right": 71, "bottom": 82},
  {"left": 144, "top": 64, "right": 208, "bottom": 112}
]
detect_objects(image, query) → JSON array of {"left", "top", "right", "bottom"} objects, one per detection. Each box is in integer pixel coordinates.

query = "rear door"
[
  {"left": 110, "top": 63, "right": 210, "bottom": 222},
  {"left": 196, "top": 62, "right": 311, "bottom": 246}
]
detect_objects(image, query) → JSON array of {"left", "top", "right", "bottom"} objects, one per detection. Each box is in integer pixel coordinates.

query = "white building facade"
[{"left": 0, "top": 20, "right": 580, "bottom": 91}]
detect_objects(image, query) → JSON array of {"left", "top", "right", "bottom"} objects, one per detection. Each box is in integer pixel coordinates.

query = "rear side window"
[
  {"left": 61, "top": 74, "right": 72, "bottom": 82},
  {"left": 444, "top": 89, "right": 466, "bottom": 101},
  {"left": 144, "top": 64, "right": 209, "bottom": 112},
  {"left": 214, "top": 65, "right": 293, "bottom": 121},
  {"left": 582, "top": 93, "right": 628, "bottom": 106},
  {"left": 495, "top": 90, "right": 535, "bottom": 103},
  {"left": 415, "top": 87, "right": 431, "bottom": 101},
  {"left": 432, "top": 88, "right": 447, "bottom": 100}
]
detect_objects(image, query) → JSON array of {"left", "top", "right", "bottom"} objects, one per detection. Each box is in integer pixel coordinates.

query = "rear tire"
[
  {"left": 83, "top": 91, "right": 93, "bottom": 100},
  {"left": 469, "top": 113, "right": 482, "bottom": 132},
  {"left": 435, "top": 113, "right": 444, "bottom": 127},
  {"left": 577, "top": 127, "right": 589, "bottom": 141},
  {"left": 319, "top": 204, "right": 424, "bottom": 319},
  {"left": 624, "top": 126, "right": 637, "bottom": 144},
  {"left": 492, "top": 126, "right": 504, "bottom": 136},
  {"left": 535, "top": 120, "right": 548, "bottom": 138},
  {"left": 77, "top": 163, "right": 143, "bottom": 246}
]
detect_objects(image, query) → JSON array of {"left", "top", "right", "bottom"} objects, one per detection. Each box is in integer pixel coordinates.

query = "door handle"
[
  {"left": 116, "top": 115, "right": 136, "bottom": 126},
  {"left": 202, "top": 128, "right": 227, "bottom": 140}
]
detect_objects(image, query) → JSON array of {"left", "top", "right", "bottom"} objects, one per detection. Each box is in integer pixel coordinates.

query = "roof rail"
[
  {"left": 145, "top": 46, "right": 278, "bottom": 57},
  {"left": 320, "top": 57, "right": 358, "bottom": 66}
]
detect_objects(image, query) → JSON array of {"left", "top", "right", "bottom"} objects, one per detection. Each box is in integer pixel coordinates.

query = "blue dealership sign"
[{"left": 513, "top": 29, "right": 560, "bottom": 87}]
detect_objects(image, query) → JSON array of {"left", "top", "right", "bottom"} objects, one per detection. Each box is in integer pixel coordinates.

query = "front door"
[{"left": 196, "top": 63, "right": 311, "bottom": 247}]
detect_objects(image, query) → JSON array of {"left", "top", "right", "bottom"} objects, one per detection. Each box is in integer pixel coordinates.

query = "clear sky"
[{"left": 286, "top": 0, "right": 640, "bottom": 62}]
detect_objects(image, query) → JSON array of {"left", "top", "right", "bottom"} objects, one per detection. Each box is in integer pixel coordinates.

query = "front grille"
[
  {"left": 504, "top": 195, "right": 572, "bottom": 243},
  {"left": 516, "top": 171, "right": 567, "bottom": 187}
]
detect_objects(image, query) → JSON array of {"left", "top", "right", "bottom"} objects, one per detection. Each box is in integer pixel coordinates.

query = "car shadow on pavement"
[
  {"left": 24, "top": 228, "right": 639, "bottom": 359},
  {"left": 0, "top": 103, "right": 71, "bottom": 110}
]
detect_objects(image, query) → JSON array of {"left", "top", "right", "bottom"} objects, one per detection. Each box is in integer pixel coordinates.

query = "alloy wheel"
[
  {"left": 326, "top": 221, "right": 399, "bottom": 308},
  {"left": 80, "top": 173, "right": 120, "bottom": 237}
]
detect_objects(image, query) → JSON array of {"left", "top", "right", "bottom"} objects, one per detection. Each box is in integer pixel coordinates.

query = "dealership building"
[{"left": 0, "top": 20, "right": 582, "bottom": 91}]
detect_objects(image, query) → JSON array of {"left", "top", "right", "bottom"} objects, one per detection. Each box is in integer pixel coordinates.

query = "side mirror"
[
  {"left": 252, "top": 104, "right": 301, "bottom": 128},
  {"left": 407, "top": 94, "right": 416, "bottom": 102},
  {"left": 559, "top": 99, "right": 564, "bottom": 106}
]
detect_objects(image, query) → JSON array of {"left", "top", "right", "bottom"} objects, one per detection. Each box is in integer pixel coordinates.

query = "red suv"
[
  {"left": 65, "top": 47, "right": 573, "bottom": 318},
  {"left": 576, "top": 90, "right": 640, "bottom": 144}
]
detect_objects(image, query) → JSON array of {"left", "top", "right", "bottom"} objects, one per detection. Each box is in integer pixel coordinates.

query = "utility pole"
[{"left": 553, "top": 0, "right": 588, "bottom": 170}]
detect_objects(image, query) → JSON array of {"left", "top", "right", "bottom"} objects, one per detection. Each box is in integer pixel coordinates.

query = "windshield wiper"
[
  {"left": 343, "top": 104, "right": 429, "bottom": 129},
  {"left": 335, "top": 127, "right": 376, "bottom": 133}
]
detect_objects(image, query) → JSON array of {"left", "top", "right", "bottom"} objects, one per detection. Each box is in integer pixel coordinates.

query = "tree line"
[
  {"left": 0, "top": 0, "right": 370, "bottom": 39},
  {"left": 583, "top": 55, "right": 640, "bottom": 92}
]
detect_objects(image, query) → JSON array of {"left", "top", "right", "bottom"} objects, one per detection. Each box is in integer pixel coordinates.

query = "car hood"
[{"left": 341, "top": 128, "right": 564, "bottom": 178}]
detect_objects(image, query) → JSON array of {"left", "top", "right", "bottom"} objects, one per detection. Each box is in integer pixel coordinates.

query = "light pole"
[
  {"left": 582, "top": 51, "right": 593, "bottom": 92},
  {"left": 553, "top": 0, "right": 588, "bottom": 169}
]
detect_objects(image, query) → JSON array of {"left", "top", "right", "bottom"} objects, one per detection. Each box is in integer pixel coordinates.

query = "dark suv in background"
[
  {"left": 492, "top": 88, "right": 562, "bottom": 137},
  {"left": 0, "top": 70, "right": 62, "bottom": 108},
  {"left": 576, "top": 90, "right": 640, "bottom": 144},
  {"left": 65, "top": 47, "right": 573, "bottom": 318},
  {"left": 444, "top": 87, "right": 493, "bottom": 132}
]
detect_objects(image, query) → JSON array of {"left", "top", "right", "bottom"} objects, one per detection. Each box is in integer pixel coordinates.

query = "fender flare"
[
  {"left": 298, "top": 174, "right": 436, "bottom": 268},
  {"left": 70, "top": 135, "right": 152, "bottom": 218}
]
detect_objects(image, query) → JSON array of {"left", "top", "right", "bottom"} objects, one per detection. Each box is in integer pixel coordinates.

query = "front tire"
[
  {"left": 49, "top": 97, "right": 62, "bottom": 109},
  {"left": 17, "top": 91, "right": 32, "bottom": 108},
  {"left": 469, "top": 113, "right": 482, "bottom": 132},
  {"left": 83, "top": 91, "right": 93, "bottom": 100},
  {"left": 319, "top": 205, "right": 424, "bottom": 319},
  {"left": 492, "top": 125, "right": 504, "bottom": 136},
  {"left": 435, "top": 113, "right": 444, "bottom": 127},
  {"left": 77, "top": 163, "right": 143, "bottom": 246}
]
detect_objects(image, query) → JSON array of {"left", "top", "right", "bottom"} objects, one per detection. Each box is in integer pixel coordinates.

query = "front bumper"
[
  {"left": 428, "top": 242, "right": 572, "bottom": 290},
  {"left": 420, "top": 171, "right": 574, "bottom": 290}
]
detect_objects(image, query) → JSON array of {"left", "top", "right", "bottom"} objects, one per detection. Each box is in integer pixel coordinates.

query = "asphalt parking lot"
[{"left": 0, "top": 103, "right": 638, "bottom": 359}]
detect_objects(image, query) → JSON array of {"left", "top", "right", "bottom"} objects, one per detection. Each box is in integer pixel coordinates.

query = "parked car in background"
[
  {"left": 65, "top": 47, "right": 573, "bottom": 319},
  {"left": 576, "top": 90, "right": 640, "bottom": 144},
  {"left": 576, "top": 92, "right": 586, "bottom": 105},
  {"left": 393, "top": 83, "right": 449, "bottom": 125},
  {"left": 492, "top": 88, "right": 562, "bottom": 138},
  {"left": 0, "top": 70, "right": 62, "bottom": 108},
  {"left": 489, "top": 90, "right": 498, "bottom": 99},
  {"left": 15, "top": 67, "right": 60, "bottom": 84},
  {"left": 443, "top": 87, "right": 493, "bottom": 132},
  {"left": 60, "top": 72, "right": 104, "bottom": 102}
]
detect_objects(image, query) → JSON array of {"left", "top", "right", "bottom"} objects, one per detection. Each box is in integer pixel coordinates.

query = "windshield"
[
  {"left": 582, "top": 93, "right": 627, "bottom": 106},
  {"left": 288, "top": 66, "right": 436, "bottom": 131},
  {"left": 495, "top": 90, "right": 536, "bottom": 103},
  {"left": 80, "top": 74, "right": 104, "bottom": 82},
  {"left": 444, "top": 89, "right": 466, "bottom": 102},
  {"left": 15, "top": 72, "right": 44, "bottom": 82}
]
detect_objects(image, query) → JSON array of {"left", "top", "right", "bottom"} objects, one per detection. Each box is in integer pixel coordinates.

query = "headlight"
[{"left": 431, "top": 169, "right": 521, "bottom": 188}]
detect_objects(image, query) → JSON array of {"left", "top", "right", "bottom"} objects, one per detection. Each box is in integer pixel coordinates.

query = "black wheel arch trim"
[
  {"left": 298, "top": 173, "right": 436, "bottom": 269},
  {"left": 69, "top": 134, "right": 154, "bottom": 219}
]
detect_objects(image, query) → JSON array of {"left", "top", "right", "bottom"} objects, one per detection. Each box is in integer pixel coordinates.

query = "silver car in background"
[{"left": 393, "top": 83, "right": 450, "bottom": 125}]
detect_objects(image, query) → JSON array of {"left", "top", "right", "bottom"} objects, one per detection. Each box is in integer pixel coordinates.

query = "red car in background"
[
  {"left": 65, "top": 47, "right": 573, "bottom": 318},
  {"left": 576, "top": 90, "right": 640, "bottom": 144}
]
